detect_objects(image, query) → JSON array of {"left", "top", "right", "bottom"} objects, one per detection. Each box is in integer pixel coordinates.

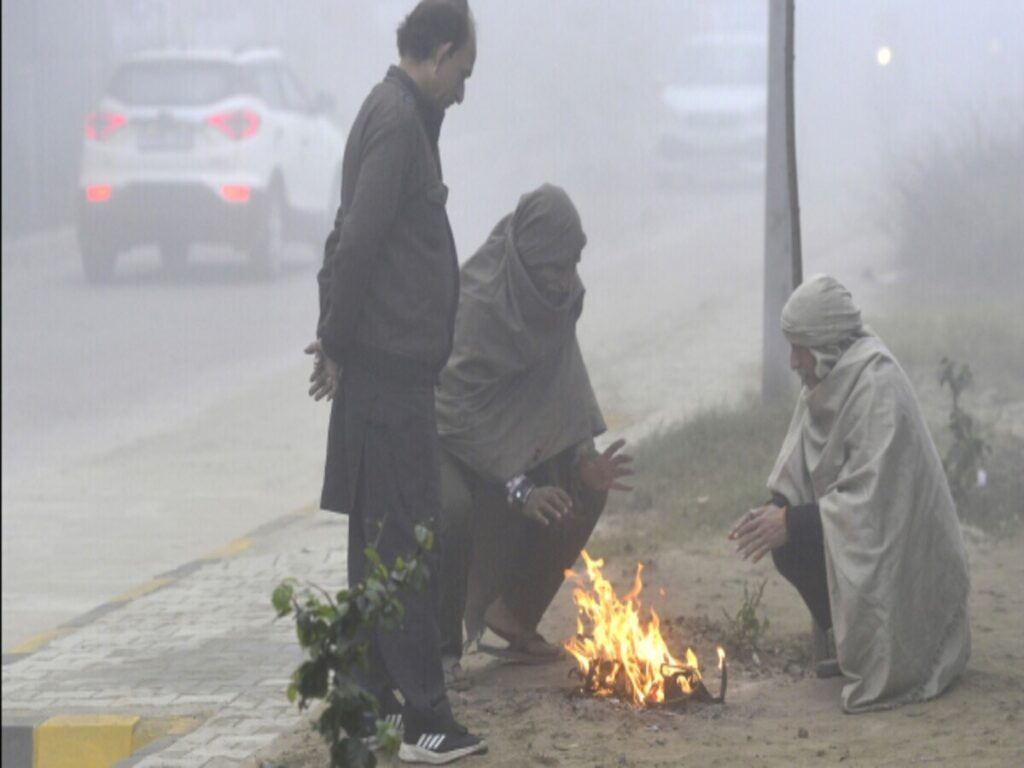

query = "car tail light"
[
  {"left": 221, "top": 184, "right": 251, "bottom": 203},
  {"left": 85, "top": 185, "right": 112, "bottom": 203},
  {"left": 84, "top": 111, "right": 127, "bottom": 141},
  {"left": 207, "top": 110, "right": 260, "bottom": 141}
]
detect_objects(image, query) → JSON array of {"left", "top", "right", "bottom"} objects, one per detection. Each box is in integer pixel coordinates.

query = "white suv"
[{"left": 77, "top": 48, "right": 345, "bottom": 281}]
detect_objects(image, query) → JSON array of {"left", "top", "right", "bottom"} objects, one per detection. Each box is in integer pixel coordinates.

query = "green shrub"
[{"left": 272, "top": 525, "right": 435, "bottom": 768}]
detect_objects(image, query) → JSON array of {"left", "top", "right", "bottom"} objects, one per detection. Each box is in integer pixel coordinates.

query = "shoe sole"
[{"left": 398, "top": 741, "right": 488, "bottom": 764}]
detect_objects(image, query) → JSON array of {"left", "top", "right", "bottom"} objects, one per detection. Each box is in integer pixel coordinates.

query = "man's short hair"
[{"left": 397, "top": 0, "right": 473, "bottom": 62}]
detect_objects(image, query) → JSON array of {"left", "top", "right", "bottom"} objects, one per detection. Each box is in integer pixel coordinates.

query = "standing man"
[{"left": 305, "top": 1, "right": 486, "bottom": 763}]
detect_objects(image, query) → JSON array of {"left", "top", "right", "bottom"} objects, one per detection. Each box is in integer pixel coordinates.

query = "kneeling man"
[
  {"left": 730, "top": 274, "right": 970, "bottom": 712},
  {"left": 435, "top": 184, "right": 633, "bottom": 671}
]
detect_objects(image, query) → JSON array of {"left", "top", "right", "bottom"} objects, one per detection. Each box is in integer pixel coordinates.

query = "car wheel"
[
  {"left": 81, "top": 242, "right": 117, "bottom": 283},
  {"left": 251, "top": 189, "right": 284, "bottom": 279},
  {"left": 160, "top": 240, "right": 189, "bottom": 274}
]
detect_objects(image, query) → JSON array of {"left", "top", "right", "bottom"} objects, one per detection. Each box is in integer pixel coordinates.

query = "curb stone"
[{"left": 2, "top": 503, "right": 328, "bottom": 768}]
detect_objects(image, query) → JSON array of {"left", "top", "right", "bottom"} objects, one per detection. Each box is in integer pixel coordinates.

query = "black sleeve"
[
  {"left": 785, "top": 502, "right": 823, "bottom": 550},
  {"left": 316, "top": 206, "right": 344, "bottom": 339},
  {"left": 319, "top": 110, "right": 411, "bottom": 363}
]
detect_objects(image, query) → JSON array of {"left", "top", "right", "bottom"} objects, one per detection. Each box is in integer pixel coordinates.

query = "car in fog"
[
  {"left": 77, "top": 48, "right": 345, "bottom": 281},
  {"left": 654, "top": 32, "right": 767, "bottom": 190}
]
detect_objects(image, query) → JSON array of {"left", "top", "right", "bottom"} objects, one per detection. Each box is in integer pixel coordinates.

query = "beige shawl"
[{"left": 768, "top": 275, "right": 970, "bottom": 712}]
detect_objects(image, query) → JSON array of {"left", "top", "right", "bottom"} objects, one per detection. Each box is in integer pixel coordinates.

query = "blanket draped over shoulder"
[
  {"left": 768, "top": 275, "right": 970, "bottom": 713},
  {"left": 435, "top": 184, "right": 605, "bottom": 483}
]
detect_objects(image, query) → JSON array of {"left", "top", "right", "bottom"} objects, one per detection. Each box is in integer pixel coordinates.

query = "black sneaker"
[{"left": 398, "top": 725, "right": 487, "bottom": 764}]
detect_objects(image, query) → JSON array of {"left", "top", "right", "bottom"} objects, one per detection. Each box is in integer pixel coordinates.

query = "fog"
[{"left": 2, "top": 1, "right": 1022, "bottom": 648}]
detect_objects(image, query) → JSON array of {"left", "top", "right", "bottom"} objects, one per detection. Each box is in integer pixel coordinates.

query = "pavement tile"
[{"left": 1, "top": 511, "right": 349, "bottom": 766}]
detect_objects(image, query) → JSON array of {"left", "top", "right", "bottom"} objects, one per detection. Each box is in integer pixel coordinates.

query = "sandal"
[{"left": 478, "top": 627, "right": 562, "bottom": 665}]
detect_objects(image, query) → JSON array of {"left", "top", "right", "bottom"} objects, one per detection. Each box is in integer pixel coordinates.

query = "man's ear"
[{"left": 432, "top": 41, "right": 455, "bottom": 70}]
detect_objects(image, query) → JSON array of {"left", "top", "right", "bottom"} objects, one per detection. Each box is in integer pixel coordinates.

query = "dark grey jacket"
[{"left": 317, "top": 66, "right": 459, "bottom": 383}]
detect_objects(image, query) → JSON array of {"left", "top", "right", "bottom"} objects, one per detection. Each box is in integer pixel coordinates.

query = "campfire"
[{"left": 564, "top": 550, "right": 726, "bottom": 708}]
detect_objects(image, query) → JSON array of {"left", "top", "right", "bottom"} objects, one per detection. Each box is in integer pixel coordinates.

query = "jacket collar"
[{"left": 387, "top": 65, "right": 444, "bottom": 144}]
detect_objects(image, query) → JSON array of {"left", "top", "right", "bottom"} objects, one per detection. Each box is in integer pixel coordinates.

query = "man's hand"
[
  {"left": 304, "top": 340, "right": 340, "bottom": 401},
  {"left": 578, "top": 438, "right": 635, "bottom": 492},
  {"left": 522, "top": 486, "right": 573, "bottom": 527},
  {"left": 728, "top": 503, "right": 788, "bottom": 563}
]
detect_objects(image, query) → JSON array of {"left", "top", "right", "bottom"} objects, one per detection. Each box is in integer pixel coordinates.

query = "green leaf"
[
  {"left": 414, "top": 524, "right": 434, "bottom": 551},
  {"left": 272, "top": 581, "right": 295, "bottom": 616}
]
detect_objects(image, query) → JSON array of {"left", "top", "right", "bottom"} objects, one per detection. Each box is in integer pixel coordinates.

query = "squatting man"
[
  {"left": 432, "top": 183, "right": 634, "bottom": 678},
  {"left": 729, "top": 274, "right": 970, "bottom": 713}
]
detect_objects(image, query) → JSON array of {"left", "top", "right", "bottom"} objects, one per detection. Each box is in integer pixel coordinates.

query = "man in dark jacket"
[{"left": 304, "top": 1, "right": 485, "bottom": 763}]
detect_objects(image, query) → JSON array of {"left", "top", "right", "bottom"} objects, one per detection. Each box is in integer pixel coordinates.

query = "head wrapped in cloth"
[
  {"left": 781, "top": 274, "right": 864, "bottom": 380},
  {"left": 512, "top": 183, "right": 587, "bottom": 270}
]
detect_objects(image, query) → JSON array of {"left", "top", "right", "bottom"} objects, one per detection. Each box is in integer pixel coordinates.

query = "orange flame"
[{"left": 564, "top": 550, "right": 724, "bottom": 706}]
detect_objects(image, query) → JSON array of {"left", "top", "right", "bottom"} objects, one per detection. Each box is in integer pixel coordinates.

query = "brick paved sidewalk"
[{"left": 2, "top": 506, "right": 348, "bottom": 768}]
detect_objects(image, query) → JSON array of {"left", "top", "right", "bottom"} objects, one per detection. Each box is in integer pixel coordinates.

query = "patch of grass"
[
  {"left": 870, "top": 302, "right": 1024, "bottom": 534},
  {"left": 594, "top": 396, "right": 791, "bottom": 553},
  {"left": 872, "top": 296, "right": 1024, "bottom": 409},
  {"left": 720, "top": 578, "right": 771, "bottom": 661},
  {"left": 955, "top": 429, "right": 1024, "bottom": 534}
]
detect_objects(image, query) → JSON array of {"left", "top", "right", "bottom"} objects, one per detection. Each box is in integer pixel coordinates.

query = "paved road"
[{"left": 1, "top": 234, "right": 327, "bottom": 649}]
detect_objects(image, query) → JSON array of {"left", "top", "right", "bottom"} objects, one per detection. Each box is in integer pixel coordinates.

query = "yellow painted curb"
[
  {"left": 202, "top": 536, "right": 254, "bottom": 560},
  {"left": 33, "top": 714, "right": 199, "bottom": 768},
  {"left": 36, "top": 714, "right": 138, "bottom": 768},
  {"left": 4, "top": 628, "right": 71, "bottom": 655},
  {"left": 110, "top": 577, "right": 176, "bottom": 603}
]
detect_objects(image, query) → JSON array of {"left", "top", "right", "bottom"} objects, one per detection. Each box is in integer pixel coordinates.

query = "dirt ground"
[
  {"left": 251, "top": 520, "right": 1023, "bottom": 768},
  {"left": 248, "top": 190, "right": 1023, "bottom": 767}
]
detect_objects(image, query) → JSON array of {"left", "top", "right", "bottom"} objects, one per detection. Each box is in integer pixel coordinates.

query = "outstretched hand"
[
  {"left": 304, "top": 339, "right": 340, "bottom": 401},
  {"left": 578, "top": 438, "right": 635, "bottom": 492},
  {"left": 728, "top": 504, "right": 788, "bottom": 563}
]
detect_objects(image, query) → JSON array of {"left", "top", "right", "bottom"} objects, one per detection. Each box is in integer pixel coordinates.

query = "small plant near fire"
[
  {"left": 938, "top": 357, "right": 990, "bottom": 510},
  {"left": 721, "top": 578, "right": 771, "bottom": 660},
  {"left": 272, "top": 524, "right": 434, "bottom": 768}
]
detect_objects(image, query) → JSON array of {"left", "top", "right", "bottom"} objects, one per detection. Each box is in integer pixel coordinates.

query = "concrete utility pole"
[{"left": 762, "top": 0, "right": 803, "bottom": 403}]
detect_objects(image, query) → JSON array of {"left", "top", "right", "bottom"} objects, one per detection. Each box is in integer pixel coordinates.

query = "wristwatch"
[{"left": 505, "top": 474, "right": 535, "bottom": 508}]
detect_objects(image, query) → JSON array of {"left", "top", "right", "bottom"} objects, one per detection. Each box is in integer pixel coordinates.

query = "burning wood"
[{"left": 564, "top": 551, "right": 726, "bottom": 708}]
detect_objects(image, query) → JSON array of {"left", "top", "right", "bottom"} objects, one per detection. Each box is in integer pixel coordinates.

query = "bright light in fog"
[
  {"left": 876, "top": 46, "right": 893, "bottom": 67},
  {"left": 989, "top": 39, "right": 1003, "bottom": 57}
]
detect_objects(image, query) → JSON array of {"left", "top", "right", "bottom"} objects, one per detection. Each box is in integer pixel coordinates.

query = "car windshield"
[
  {"left": 108, "top": 61, "right": 240, "bottom": 106},
  {"left": 673, "top": 41, "right": 766, "bottom": 87}
]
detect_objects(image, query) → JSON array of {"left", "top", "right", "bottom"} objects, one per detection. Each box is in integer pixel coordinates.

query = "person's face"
[
  {"left": 790, "top": 344, "right": 820, "bottom": 388},
  {"left": 528, "top": 258, "right": 579, "bottom": 305},
  {"left": 429, "top": 35, "right": 476, "bottom": 111}
]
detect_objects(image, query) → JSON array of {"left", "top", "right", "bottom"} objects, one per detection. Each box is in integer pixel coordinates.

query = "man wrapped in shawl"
[
  {"left": 435, "top": 184, "right": 633, "bottom": 672},
  {"left": 729, "top": 274, "right": 970, "bottom": 712}
]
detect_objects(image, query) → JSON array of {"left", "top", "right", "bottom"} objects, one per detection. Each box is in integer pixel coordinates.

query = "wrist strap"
[{"left": 505, "top": 474, "right": 535, "bottom": 508}]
